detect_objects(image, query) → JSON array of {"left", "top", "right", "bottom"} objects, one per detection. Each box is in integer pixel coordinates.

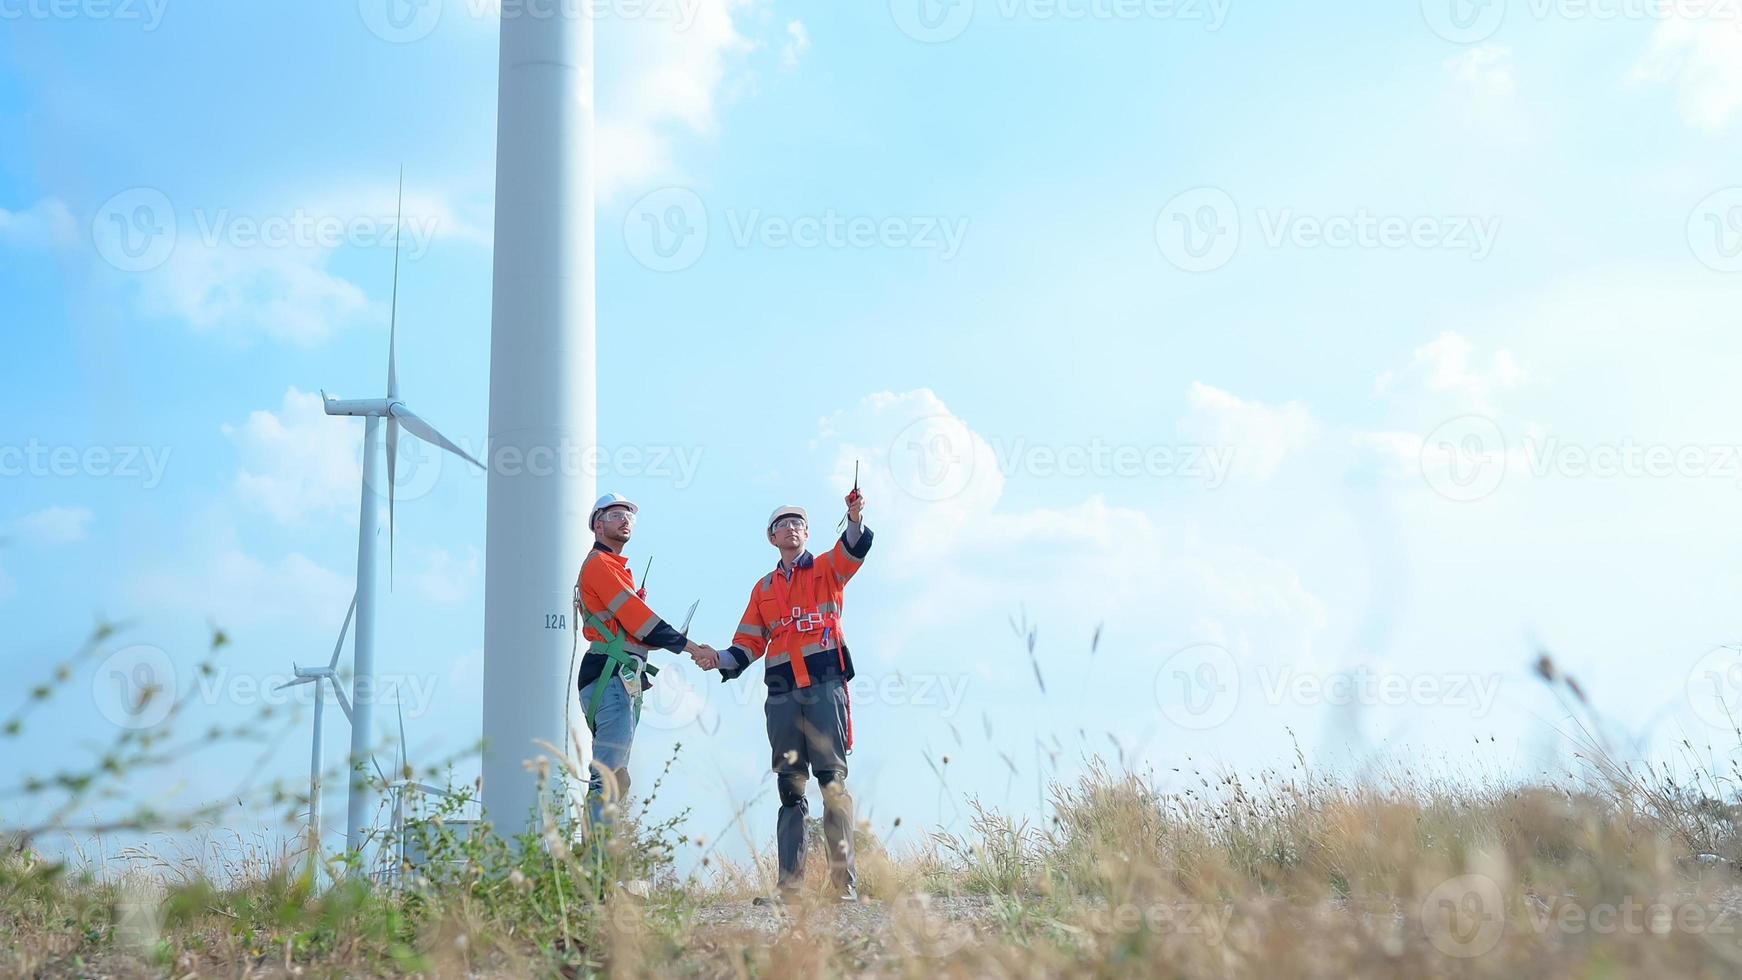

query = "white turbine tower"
[
  {"left": 277, "top": 593, "right": 358, "bottom": 874},
  {"left": 322, "top": 174, "right": 485, "bottom": 861},
  {"left": 481, "top": 7, "right": 596, "bottom": 831}
]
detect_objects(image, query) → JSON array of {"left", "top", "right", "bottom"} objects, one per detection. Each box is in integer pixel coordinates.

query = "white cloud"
[
  {"left": 1180, "top": 382, "right": 1318, "bottom": 480},
  {"left": 223, "top": 387, "right": 362, "bottom": 524},
  {"left": 1376, "top": 331, "right": 1526, "bottom": 414},
  {"left": 0, "top": 197, "right": 77, "bottom": 250},
  {"left": 816, "top": 389, "right": 1329, "bottom": 668},
  {"left": 1633, "top": 14, "right": 1742, "bottom": 130},
  {"left": 595, "top": 0, "right": 763, "bottom": 196},
  {"left": 141, "top": 242, "right": 379, "bottom": 346},
  {"left": 15, "top": 506, "right": 94, "bottom": 544},
  {"left": 1445, "top": 44, "right": 1514, "bottom": 96},
  {"left": 411, "top": 547, "right": 481, "bottom": 605},
  {"left": 128, "top": 547, "right": 351, "bottom": 629},
  {"left": 781, "top": 20, "right": 811, "bottom": 70}
]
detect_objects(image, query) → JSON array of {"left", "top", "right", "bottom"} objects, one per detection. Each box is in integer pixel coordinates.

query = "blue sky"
[{"left": 6, "top": 0, "right": 1742, "bottom": 876}]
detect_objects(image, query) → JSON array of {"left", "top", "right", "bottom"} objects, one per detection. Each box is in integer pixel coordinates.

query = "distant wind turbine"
[
  {"left": 320, "top": 171, "right": 485, "bottom": 862},
  {"left": 277, "top": 592, "right": 358, "bottom": 877}
]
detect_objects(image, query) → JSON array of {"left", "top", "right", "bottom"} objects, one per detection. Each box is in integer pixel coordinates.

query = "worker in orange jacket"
[
  {"left": 573, "top": 492, "right": 716, "bottom": 834},
  {"left": 693, "top": 489, "right": 871, "bottom": 902}
]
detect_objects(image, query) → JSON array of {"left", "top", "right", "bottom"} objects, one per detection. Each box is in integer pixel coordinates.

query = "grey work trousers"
[{"left": 765, "top": 678, "right": 855, "bottom": 894}]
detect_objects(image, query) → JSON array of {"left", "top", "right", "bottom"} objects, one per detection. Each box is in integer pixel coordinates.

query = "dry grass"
[
  {"left": 8, "top": 637, "right": 1742, "bottom": 977},
  {"left": 7, "top": 753, "right": 1742, "bottom": 978}
]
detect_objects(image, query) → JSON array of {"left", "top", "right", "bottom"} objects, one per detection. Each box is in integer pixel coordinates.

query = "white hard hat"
[
  {"left": 767, "top": 505, "right": 808, "bottom": 532},
  {"left": 591, "top": 493, "right": 639, "bottom": 529}
]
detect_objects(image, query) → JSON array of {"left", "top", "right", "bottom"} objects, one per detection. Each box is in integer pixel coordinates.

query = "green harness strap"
[{"left": 583, "top": 611, "right": 660, "bottom": 730}]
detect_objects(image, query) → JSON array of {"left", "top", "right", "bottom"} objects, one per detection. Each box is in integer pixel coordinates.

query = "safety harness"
[{"left": 574, "top": 598, "right": 659, "bottom": 730}]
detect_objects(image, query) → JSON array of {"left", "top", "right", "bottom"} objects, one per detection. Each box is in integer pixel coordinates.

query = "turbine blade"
[
  {"left": 329, "top": 591, "right": 358, "bottom": 670},
  {"left": 396, "top": 696, "right": 408, "bottom": 778},
  {"left": 370, "top": 754, "right": 389, "bottom": 785},
  {"left": 332, "top": 683, "right": 353, "bottom": 723},
  {"left": 386, "top": 416, "right": 399, "bottom": 590},
  {"left": 388, "top": 167, "right": 402, "bottom": 401},
  {"left": 276, "top": 676, "right": 317, "bottom": 692},
  {"left": 390, "top": 404, "right": 485, "bottom": 470}
]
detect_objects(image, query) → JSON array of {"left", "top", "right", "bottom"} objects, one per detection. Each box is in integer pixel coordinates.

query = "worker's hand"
[
  {"left": 846, "top": 489, "right": 865, "bottom": 524},
  {"left": 636, "top": 588, "right": 647, "bottom": 601},
  {"left": 690, "top": 645, "right": 721, "bottom": 671}
]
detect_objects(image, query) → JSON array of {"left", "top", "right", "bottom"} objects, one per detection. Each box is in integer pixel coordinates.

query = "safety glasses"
[
  {"left": 770, "top": 517, "right": 807, "bottom": 532},
  {"left": 598, "top": 509, "right": 637, "bottom": 525}
]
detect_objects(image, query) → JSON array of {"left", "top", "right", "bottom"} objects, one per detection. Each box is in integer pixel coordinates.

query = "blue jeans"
[{"left": 579, "top": 678, "right": 636, "bottom": 833}]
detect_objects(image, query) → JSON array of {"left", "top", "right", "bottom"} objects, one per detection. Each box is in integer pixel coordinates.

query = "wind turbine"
[
  {"left": 482, "top": 0, "right": 597, "bottom": 839},
  {"left": 373, "top": 696, "right": 460, "bottom": 885},
  {"left": 277, "top": 592, "right": 358, "bottom": 876},
  {"left": 321, "top": 173, "right": 485, "bottom": 862}
]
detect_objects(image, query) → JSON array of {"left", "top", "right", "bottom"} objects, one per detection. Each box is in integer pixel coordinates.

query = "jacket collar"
[{"left": 776, "top": 550, "right": 815, "bottom": 577}]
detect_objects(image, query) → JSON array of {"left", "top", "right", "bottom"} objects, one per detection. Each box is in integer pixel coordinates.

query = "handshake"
[{"left": 684, "top": 640, "right": 724, "bottom": 671}]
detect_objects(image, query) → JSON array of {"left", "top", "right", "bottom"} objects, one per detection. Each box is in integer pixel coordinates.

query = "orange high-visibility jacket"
[
  {"left": 574, "top": 542, "right": 690, "bottom": 691},
  {"left": 720, "top": 527, "right": 873, "bottom": 693}
]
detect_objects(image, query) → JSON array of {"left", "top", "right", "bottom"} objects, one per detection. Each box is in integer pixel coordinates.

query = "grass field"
[{"left": 7, "top": 633, "right": 1742, "bottom": 977}]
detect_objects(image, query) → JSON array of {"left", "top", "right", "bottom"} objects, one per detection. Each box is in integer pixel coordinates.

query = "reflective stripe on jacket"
[
  {"left": 722, "top": 526, "right": 872, "bottom": 693},
  {"left": 575, "top": 542, "right": 688, "bottom": 691}
]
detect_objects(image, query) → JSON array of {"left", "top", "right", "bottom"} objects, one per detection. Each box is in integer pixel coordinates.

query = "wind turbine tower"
[{"left": 480, "top": 10, "right": 597, "bottom": 831}]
